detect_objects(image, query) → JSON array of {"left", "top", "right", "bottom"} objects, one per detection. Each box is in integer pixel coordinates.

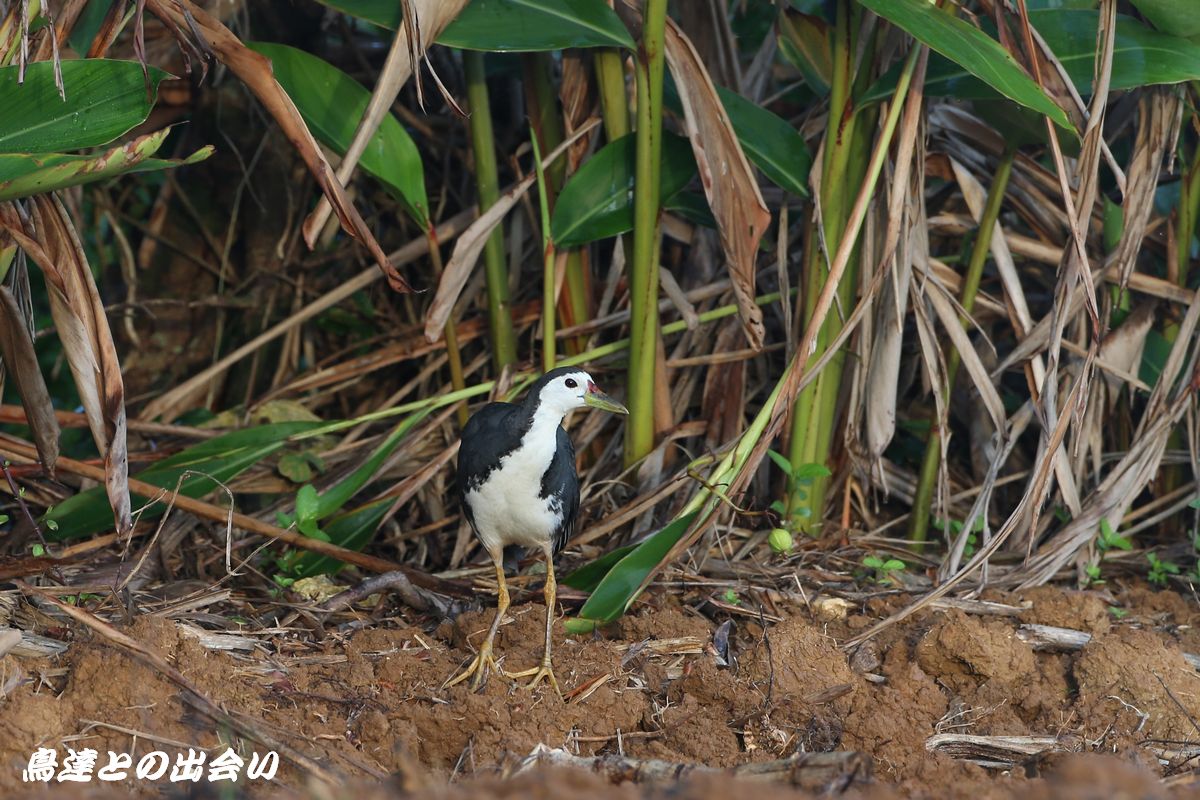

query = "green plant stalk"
[
  {"left": 531, "top": 129, "right": 557, "bottom": 373},
  {"left": 785, "top": 0, "right": 875, "bottom": 531},
  {"left": 625, "top": 0, "right": 669, "bottom": 468},
  {"left": 594, "top": 49, "right": 630, "bottom": 141},
  {"left": 464, "top": 50, "right": 517, "bottom": 371},
  {"left": 523, "top": 53, "right": 591, "bottom": 351},
  {"left": 909, "top": 146, "right": 1015, "bottom": 543}
]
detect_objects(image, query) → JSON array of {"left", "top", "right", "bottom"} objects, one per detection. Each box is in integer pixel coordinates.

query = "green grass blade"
[{"left": 856, "top": 0, "right": 1074, "bottom": 132}]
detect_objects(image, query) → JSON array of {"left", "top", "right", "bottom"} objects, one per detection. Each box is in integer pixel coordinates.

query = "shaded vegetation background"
[{"left": 0, "top": 0, "right": 1198, "bottom": 642}]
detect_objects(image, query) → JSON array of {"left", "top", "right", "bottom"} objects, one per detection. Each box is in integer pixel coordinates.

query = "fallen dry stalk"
[
  {"left": 520, "top": 743, "right": 870, "bottom": 789},
  {"left": 0, "top": 438, "right": 463, "bottom": 593}
]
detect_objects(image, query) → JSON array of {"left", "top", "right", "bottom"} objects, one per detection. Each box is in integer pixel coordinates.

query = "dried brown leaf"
[
  {"left": 664, "top": 19, "right": 770, "bottom": 350},
  {"left": 0, "top": 286, "right": 58, "bottom": 474},
  {"left": 144, "top": 0, "right": 413, "bottom": 292},
  {"left": 0, "top": 197, "right": 130, "bottom": 534}
]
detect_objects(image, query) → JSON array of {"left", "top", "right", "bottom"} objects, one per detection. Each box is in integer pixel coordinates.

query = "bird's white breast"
[{"left": 464, "top": 411, "right": 564, "bottom": 555}]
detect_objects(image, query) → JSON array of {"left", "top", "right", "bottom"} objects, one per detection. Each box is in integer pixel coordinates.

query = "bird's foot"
[
  {"left": 511, "top": 661, "right": 561, "bottom": 697},
  {"left": 443, "top": 645, "right": 512, "bottom": 692}
]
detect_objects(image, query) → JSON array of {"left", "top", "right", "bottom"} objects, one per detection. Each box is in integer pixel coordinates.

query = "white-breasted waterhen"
[{"left": 445, "top": 367, "right": 628, "bottom": 693}]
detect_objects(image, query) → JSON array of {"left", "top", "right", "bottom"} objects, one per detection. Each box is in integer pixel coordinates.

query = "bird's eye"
[{"left": 564, "top": 378, "right": 578, "bottom": 389}]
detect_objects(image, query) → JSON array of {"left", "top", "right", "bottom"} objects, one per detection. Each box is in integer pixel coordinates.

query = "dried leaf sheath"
[
  {"left": 0, "top": 197, "right": 131, "bottom": 534},
  {"left": 663, "top": 19, "right": 771, "bottom": 350},
  {"left": 142, "top": 0, "right": 413, "bottom": 294},
  {"left": 0, "top": 284, "right": 58, "bottom": 473}
]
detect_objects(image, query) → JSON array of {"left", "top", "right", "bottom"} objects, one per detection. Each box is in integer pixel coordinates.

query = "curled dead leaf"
[
  {"left": 0, "top": 286, "right": 59, "bottom": 474},
  {"left": 0, "top": 197, "right": 130, "bottom": 534},
  {"left": 664, "top": 19, "right": 770, "bottom": 350}
]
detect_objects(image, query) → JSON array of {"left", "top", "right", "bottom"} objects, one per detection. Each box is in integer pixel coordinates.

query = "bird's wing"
[
  {"left": 542, "top": 425, "right": 580, "bottom": 557},
  {"left": 456, "top": 402, "right": 523, "bottom": 533}
]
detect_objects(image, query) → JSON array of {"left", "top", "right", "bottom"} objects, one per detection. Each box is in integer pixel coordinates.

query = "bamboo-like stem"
[
  {"left": 523, "top": 52, "right": 591, "bottom": 352},
  {"left": 785, "top": 0, "right": 876, "bottom": 532},
  {"left": 530, "top": 129, "right": 557, "bottom": 373},
  {"left": 595, "top": 49, "right": 629, "bottom": 141},
  {"left": 426, "top": 233, "right": 469, "bottom": 427},
  {"left": 626, "top": 0, "right": 669, "bottom": 467},
  {"left": 464, "top": 50, "right": 517, "bottom": 371},
  {"left": 910, "top": 146, "right": 1016, "bottom": 543}
]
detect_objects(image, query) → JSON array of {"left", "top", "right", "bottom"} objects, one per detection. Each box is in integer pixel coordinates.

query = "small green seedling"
[
  {"left": 1108, "top": 606, "right": 1129, "bottom": 620},
  {"left": 1147, "top": 552, "right": 1180, "bottom": 587},
  {"left": 935, "top": 515, "right": 985, "bottom": 557},
  {"left": 722, "top": 588, "right": 741, "bottom": 606},
  {"left": 31, "top": 543, "right": 45, "bottom": 557},
  {"left": 1097, "top": 519, "right": 1132, "bottom": 553},
  {"left": 863, "top": 555, "right": 906, "bottom": 586},
  {"left": 1084, "top": 562, "right": 1105, "bottom": 587},
  {"left": 767, "top": 451, "right": 830, "bottom": 532}
]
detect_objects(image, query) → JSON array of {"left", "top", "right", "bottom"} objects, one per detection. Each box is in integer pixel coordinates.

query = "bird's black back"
[{"left": 456, "top": 401, "right": 579, "bottom": 558}]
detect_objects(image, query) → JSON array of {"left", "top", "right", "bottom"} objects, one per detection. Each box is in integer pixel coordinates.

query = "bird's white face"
[
  {"left": 535, "top": 371, "right": 630, "bottom": 420},
  {"left": 538, "top": 371, "right": 597, "bottom": 417}
]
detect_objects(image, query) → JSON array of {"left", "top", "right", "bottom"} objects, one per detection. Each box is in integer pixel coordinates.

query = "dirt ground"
[{"left": 4, "top": 581, "right": 1200, "bottom": 798}]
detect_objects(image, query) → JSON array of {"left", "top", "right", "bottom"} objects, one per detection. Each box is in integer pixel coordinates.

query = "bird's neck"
[{"left": 525, "top": 401, "right": 566, "bottom": 440}]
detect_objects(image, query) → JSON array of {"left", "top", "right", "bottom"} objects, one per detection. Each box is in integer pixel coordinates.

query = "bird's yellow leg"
[
  {"left": 510, "top": 549, "right": 561, "bottom": 696},
  {"left": 443, "top": 556, "right": 515, "bottom": 691}
]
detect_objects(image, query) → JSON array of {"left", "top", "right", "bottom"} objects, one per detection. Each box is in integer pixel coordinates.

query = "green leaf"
[
  {"left": 562, "top": 544, "right": 637, "bottom": 592},
  {"left": 777, "top": 11, "right": 832, "bottom": 96},
  {"left": 552, "top": 132, "right": 696, "bottom": 247},
  {"left": 1129, "top": 0, "right": 1200, "bottom": 40},
  {"left": 882, "top": 559, "right": 906, "bottom": 571},
  {"left": 314, "top": 0, "right": 634, "bottom": 50},
  {"left": 439, "top": 0, "right": 635, "bottom": 51},
  {"left": 310, "top": 0, "right": 403, "bottom": 27},
  {"left": 67, "top": 2, "right": 113, "bottom": 56},
  {"left": 873, "top": 12, "right": 1200, "bottom": 105},
  {"left": 793, "top": 463, "right": 832, "bottom": 480},
  {"left": 0, "top": 129, "right": 212, "bottom": 202},
  {"left": 278, "top": 452, "right": 315, "bottom": 483},
  {"left": 863, "top": 555, "right": 884, "bottom": 569},
  {"left": 714, "top": 86, "right": 811, "bottom": 198},
  {"left": 766, "top": 449, "right": 794, "bottom": 476},
  {"left": 44, "top": 421, "right": 322, "bottom": 539},
  {"left": 0, "top": 60, "right": 171, "bottom": 153},
  {"left": 855, "top": 0, "right": 1074, "bottom": 132},
  {"left": 287, "top": 499, "right": 392, "bottom": 577},
  {"left": 247, "top": 42, "right": 428, "bottom": 228},
  {"left": 565, "top": 511, "right": 701, "bottom": 632},
  {"left": 296, "top": 484, "right": 320, "bottom": 524}
]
